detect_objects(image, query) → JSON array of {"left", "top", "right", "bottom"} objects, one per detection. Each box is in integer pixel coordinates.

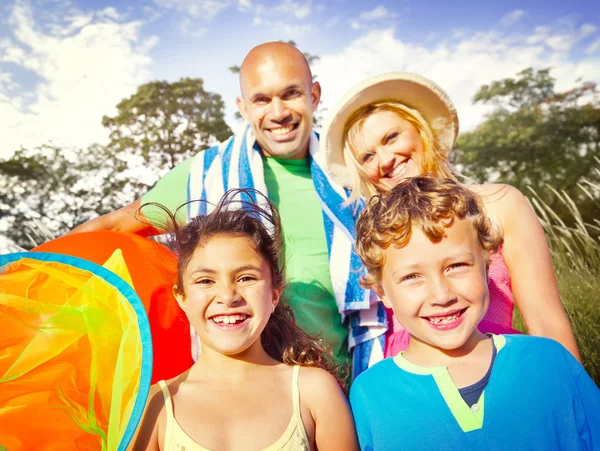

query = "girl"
[
  {"left": 320, "top": 72, "right": 580, "bottom": 361},
  {"left": 131, "top": 189, "right": 358, "bottom": 451}
]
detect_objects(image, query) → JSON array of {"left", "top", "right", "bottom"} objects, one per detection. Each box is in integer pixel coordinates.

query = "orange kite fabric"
[
  {"left": 33, "top": 231, "right": 193, "bottom": 383},
  {"left": 0, "top": 251, "right": 152, "bottom": 450}
]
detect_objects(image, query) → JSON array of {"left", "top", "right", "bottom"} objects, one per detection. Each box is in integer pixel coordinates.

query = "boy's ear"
[
  {"left": 173, "top": 285, "right": 186, "bottom": 311},
  {"left": 374, "top": 284, "right": 393, "bottom": 308}
]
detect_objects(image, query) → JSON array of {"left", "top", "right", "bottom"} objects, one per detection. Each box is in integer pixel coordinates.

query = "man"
[{"left": 71, "top": 42, "right": 385, "bottom": 377}]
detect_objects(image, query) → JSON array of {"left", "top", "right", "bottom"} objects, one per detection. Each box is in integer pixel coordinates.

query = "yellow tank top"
[{"left": 158, "top": 365, "right": 310, "bottom": 451}]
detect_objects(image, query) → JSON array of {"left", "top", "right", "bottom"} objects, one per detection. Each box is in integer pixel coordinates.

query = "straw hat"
[{"left": 320, "top": 72, "right": 459, "bottom": 188}]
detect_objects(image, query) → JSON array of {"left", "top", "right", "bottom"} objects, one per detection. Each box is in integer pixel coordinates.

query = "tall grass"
[{"left": 515, "top": 170, "right": 600, "bottom": 384}]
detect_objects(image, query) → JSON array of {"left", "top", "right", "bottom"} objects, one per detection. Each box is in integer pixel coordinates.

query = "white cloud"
[
  {"left": 142, "top": 6, "right": 163, "bottom": 22},
  {"left": 180, "top": 17, "right": 209, "bottom": 37},
  {"left": 97, "top": 7, "right": 125, "bottom": 21},
  {"left": 237, "top": 0, "right": 252, "bottom": 11},
  {"left": 314, "top": 24, "right": 600, "bottom": 135},
  {"left": 153, "top": 0, "right": 230, "bottom": 20},
  {"left": 324, "top": 16, "right": 339, "bottom": 29},
  {"left": 359, "top": 5, "right": 389, "bottom": 21},
  {"left": 500, "top": 9, "right": 525, "bottom": 27},
  {"left": 351, "top": 5, "right": 396, "bottom": 31},
  {"left": 270, "top": 20, "right": 315, "bottom": 37},
  {"left": 273, "top": 0, "right": 312, "bottom": 20},
  {"left": 586, "top": 39, "right": 600, "bottom": 54},
  {"left": 0, "top": 0, "right": 157, "bottom": 159}
]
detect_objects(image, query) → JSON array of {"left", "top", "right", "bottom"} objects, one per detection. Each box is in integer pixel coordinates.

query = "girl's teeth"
[{"left": 212, "top": 314, "right": 247, "bottom": 325}]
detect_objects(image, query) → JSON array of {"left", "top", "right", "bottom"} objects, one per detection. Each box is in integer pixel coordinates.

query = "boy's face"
[{"left": 378, "top": 218, "right": 489, "bottom": 353}]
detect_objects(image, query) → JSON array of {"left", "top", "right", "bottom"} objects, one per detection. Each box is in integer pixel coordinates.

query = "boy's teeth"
[
  {"left": 428, "top": 313, "right": 459, "bottom": 324},
  {"left": 271, "top": 125, "right": 293, "bottom": 135}
]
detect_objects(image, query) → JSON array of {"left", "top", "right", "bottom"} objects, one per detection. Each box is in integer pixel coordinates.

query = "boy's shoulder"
[
  {"left": 350, "top": 358, "right": 400, "bottom": 396},
  {"left": 501, "top": 333, "right": 571, "bottom": 355},
  {"left": 499, "top": 334, "right": 583, "bottom": 377}
]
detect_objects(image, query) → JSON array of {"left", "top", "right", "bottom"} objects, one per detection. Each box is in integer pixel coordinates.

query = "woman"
[{"left": 321, "top": 72, "right": 580, "bottom": 360}]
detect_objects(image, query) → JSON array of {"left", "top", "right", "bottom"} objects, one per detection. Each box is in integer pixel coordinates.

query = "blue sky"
[{"left": 1, "top": 0, "right": 599, "bottom": 159}]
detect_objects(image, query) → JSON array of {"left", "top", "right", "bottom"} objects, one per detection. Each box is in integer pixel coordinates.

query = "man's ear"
[
  {"left": 236, "top": 96, "right": 249, "bottom": 122},
  {"left": 310, "top": 81, "right": 321, "bottom": 111},
  {"left": 173, "top": 285, "right": 186, "bottom": 312},
  {"left": 374, "top": 284, "right": 393, "bottom": 308}
]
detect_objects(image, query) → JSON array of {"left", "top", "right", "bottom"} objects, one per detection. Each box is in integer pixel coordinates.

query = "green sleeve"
[{"left": 140, "top": 156, "right": 195, "bottom": 227}]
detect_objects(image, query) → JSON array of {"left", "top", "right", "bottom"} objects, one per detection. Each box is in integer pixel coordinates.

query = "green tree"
[
  {"left": 103, "top": 77, "right": 232, "bottom": 175},
  {"left": 0, "top": 144, "right": 142, "bottom": 249},
  {"left": 455, "top": 68, "right": 600, "bottom": 223}
]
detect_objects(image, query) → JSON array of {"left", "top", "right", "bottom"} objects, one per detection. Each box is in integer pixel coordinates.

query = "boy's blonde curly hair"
[{"left": 356, "top": 176, "right": 504, "bottom": 289}]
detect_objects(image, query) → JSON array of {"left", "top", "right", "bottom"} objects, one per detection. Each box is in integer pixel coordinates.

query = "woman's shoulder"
[
  {"left": 466, "top": 183, "right": 528, "bottom": 223},
  {"left": 466, "top": 183, "right": 524, "bottom": 202}
]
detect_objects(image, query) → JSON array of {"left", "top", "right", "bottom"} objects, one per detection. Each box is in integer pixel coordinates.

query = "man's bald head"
[
  {"left": 235, "top": 41, "right": 321, "bottom": 160},
  {"left": 239, "top": 42, "right": 313, "bottom": 99}
]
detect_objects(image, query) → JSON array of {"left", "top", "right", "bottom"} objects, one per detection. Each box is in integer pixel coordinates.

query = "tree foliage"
[
  {"left": 103, "top": 77, "right": 232, "bottom": 174},
  {"left": 455, "top": 68, "right": 600, "bottom": 223},
  {"left": 0, "top": 144, "right": 143, "bottom": 249}
]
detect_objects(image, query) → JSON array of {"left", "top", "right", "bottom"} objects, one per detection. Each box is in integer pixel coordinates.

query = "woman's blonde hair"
[{"left": 343, "top": 101, "right": 456, "bottom": 206}]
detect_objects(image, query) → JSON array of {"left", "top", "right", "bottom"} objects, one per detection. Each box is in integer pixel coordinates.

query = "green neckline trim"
[
  {"left": 264, "top": 155, "right": 310, "bottom": 167},
  {"left": 393, "top": 334, "right": 505, "bottom": 374},
  {"left": 393, "top": 334, "right": 506, "bottom": 433}
]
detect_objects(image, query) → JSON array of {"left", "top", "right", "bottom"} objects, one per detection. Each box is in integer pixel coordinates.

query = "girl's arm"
[
  {"left": 301, "top": 368, "right": 360, "bottom": 451},
  {"left": 495, "top": 184, "right": 581, "bottom": 361},
  {"left": 127, "top": 384, "right": 164, "bottom": 451}
]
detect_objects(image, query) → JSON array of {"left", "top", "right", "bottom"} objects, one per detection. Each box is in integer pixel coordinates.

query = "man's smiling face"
[{"left": 236, "top": 43, "right": 321, "bottom": 160}]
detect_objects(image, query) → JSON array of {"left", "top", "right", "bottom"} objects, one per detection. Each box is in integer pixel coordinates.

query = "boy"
[{"left": 350, "top": 176, "right": 600, "bottom": 450}]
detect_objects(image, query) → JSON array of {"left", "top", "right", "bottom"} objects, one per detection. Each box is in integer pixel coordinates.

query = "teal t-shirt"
[{"left": 141, "top": 154, "right": 349, "bottom": 366}]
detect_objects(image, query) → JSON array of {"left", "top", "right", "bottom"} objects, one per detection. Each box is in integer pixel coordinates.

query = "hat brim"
[{"left": 321, "top": 72, "right": 459, "bottom": 189}]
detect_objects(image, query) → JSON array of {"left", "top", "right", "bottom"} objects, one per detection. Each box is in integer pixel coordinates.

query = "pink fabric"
[{"left": 383, "top": 246, "right": 520, "bottom": 358}]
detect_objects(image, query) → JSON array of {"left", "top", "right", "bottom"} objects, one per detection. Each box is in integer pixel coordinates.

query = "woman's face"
[{"left": 353, "top": 110, "right": 424, "bottom": 192}]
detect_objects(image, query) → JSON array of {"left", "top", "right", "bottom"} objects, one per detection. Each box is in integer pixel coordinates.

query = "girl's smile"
[{"left": 175, "top": 235, "right": 280, "bottom": 357}]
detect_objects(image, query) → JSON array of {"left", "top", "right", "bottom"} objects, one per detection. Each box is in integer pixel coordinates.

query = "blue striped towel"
[{"left": 187, "top": 123, "right": 387, "bottom": 379}]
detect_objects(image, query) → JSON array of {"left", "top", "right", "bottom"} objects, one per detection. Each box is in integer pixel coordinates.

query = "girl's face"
[
  {"left": 354, "top": 110, "right": 424, "bottom": 192},
  {"left": 175, "top": 235, "right": 281, "bottom": 357}
]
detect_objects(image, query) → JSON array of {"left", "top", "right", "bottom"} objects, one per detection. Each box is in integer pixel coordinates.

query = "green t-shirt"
[
  {"left": 263, "top": 157, "right": 349, "bottom": 366},
  {"left": 141, "top": 154, "right": 349, "bottom": 366}
]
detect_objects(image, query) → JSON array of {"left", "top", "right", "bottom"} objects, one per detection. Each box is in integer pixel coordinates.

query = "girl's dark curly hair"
[{"left": 142, "top": 189, "right": 346, "bottom": 388}]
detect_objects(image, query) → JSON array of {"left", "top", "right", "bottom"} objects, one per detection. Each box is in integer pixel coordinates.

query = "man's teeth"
[
  {"left": 212, "top": 314, "right": 248, "bottom": 325},
  {"left": 427, "top": 313, "right": 460, "bottom": 324},
  {"left": 389, "top": 161, "right": 407, "bottom": 177},
  {"left": 271, "top": 125, "right": 294, "bottom": 135}
]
